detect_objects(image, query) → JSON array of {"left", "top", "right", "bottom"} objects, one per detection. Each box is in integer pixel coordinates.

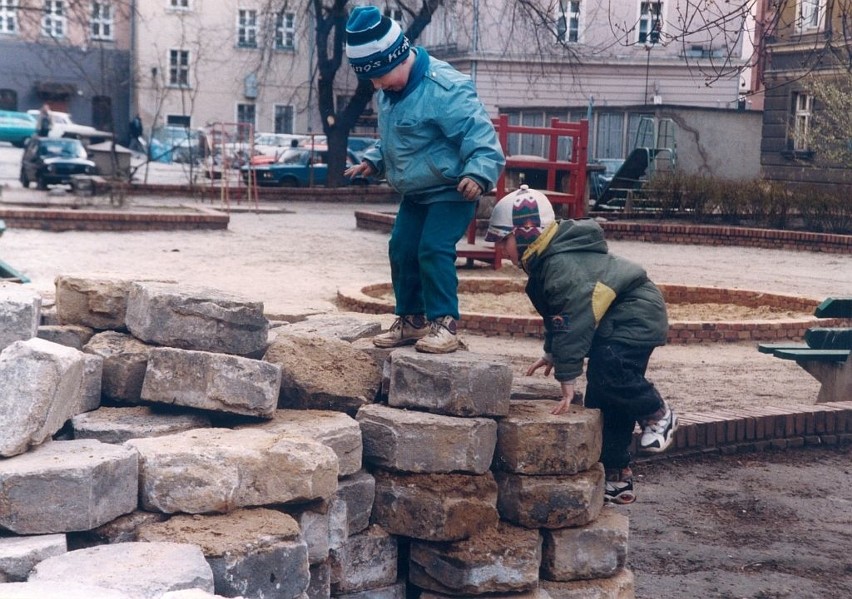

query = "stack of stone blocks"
[{"left": 0, "top": 276, "right": 634, "bottom": 598}]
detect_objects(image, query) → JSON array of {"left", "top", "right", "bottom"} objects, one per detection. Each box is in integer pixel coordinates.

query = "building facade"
[
  {"left": 0, "top": 0, "right": 132, "bottom": 140},
  {"left": 760, "top": 0, "right": 852, "bottom": 189}
]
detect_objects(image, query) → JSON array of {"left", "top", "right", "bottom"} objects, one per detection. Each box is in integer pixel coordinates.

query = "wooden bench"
[{"left": 758, "top": 297, "right": 852, "bottom": 403}]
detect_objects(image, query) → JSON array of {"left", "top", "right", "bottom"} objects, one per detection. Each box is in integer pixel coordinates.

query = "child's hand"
[
  {"left": 526, "top": 356, "right": 553, "bottom": 377},
  {"left": 345, "top": 162, "right": 375, "bottom": 178},
  {"left": 551, "top": 380, "right": 578, "bottom": 415},
  {"left": 457, "top": 177, "right": 482, "bottom": 200}
]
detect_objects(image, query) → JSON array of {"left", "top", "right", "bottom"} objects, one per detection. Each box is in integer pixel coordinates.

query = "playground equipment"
[{"left": 596, "top": 116, "right": 676, "bottom": 208}]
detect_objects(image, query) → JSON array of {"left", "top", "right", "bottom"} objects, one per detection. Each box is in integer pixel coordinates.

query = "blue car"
[
  {"left": 242, "top": 145, "right": 375, "bottom": 187},
  {"left": 0, "top": 110, "right": 37, "bottom": 148}
]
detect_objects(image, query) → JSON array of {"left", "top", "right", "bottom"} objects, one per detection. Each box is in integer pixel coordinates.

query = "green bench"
[{"left": 758, "top": 297, "right": 851, "bottom": 403}]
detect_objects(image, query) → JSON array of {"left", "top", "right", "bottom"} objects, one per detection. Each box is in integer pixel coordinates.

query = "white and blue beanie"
[{"left": 345, "top": 6, "right": 411, "bottom": 80}]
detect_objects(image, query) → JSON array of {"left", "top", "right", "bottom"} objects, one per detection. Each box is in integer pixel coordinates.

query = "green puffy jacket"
[{"left": 522, "top": 218, "right": 669, "bottom": 381}]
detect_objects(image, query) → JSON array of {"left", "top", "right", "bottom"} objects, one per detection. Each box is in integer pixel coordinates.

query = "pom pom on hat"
[
  {"left": 346, "top": 6, "right": 411, "bottom": 80},
  {"left": 485, "top": 185, "right": 555, "bottom": 251}
]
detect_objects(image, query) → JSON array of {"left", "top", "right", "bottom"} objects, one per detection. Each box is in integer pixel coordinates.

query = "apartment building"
[
  {"left": 760, "top": 0, "right": 852, "bottom": 188},
  {"left": 0, "top": 0, "right": 132, "bottom": 138}
]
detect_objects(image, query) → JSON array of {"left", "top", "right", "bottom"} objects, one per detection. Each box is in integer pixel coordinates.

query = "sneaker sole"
[
  {"left": 372, "top": 337, "right": 423, "bottom": 349},
  {"left": 605, "top": 492, "right": 636, "bottom": 505},
  {"left": 414, "top": 340, "right": 460, "bottom": 354},
  {"left": 638, "top": 413, "right": 679, "bottom": 454}
]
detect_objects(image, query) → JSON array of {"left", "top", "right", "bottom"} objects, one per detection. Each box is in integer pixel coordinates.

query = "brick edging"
[
  {"left": 633, "top": 401, "right": 852, "bottom": 460},
  {"left": 354, "top": 210, "right": 852, "bottom": 254}
]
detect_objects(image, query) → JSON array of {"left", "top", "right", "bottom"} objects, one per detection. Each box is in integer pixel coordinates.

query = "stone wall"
[{"left": 0, "top": 277, "right": 632, "bottom": 599}]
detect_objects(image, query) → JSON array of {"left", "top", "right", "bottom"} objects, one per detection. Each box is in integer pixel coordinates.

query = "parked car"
[
  {"left": 0, "top": 110, "right": 37, "bottom": 147},
  {"left": 26, "top": 109, "right": 112, "bottom": 143},
  {"left": 253, "top": 133, "right": 308, "bottom": 159},
  {"left": 149, "top": 126, "right": 208, "bottom": 164},
  {"left": 241, "top": 146, "right": 376, "bottom": 187},
  {"left": 19, "top": 137, "right": 97, "bottom": 189}
]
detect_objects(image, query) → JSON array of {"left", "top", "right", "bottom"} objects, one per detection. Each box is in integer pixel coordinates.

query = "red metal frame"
[{"left": 458, "top": 116, "right": 590, "bottom": 268}]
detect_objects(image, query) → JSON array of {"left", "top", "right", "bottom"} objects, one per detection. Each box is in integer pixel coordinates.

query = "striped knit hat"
[
  {"left": 345, "top": 6, "right": 411, "bottom": 80},
  {"left": 486, "top": 185, "right": 555, "bottom": 253}
]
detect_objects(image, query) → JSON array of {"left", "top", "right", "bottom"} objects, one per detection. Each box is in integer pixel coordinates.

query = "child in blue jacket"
[{"left": 344, "top": 5, "right": 505, "bottom": 353}]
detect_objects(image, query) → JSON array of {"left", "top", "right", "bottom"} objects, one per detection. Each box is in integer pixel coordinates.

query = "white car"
[
  {"left": 27, "top": 109, "right": 112, "bottom": 141},
  {"left": 252, "top": 132, "right": 307, "bottom": 159}
]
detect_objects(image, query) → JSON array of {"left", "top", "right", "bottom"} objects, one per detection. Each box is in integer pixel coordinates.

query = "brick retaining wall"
[
  {"left": 0, "top": 205, "right": 229, "bottom": 232},
  {"left": 635, "top": 401, "right": 852, "bottom": 461},
  {"left": 337, "top": 280, "right": 848, "bottom": 344},
  {"left": 353, "top": 210, "right": 852, "bottom": 254}
]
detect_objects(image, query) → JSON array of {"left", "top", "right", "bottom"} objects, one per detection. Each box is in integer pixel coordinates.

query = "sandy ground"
[
  {"left": 1, "top": 176, "right": 850, "bottom": 415},
  {"left": 2, "top": 144, "right": 852, "bottom": 598}
]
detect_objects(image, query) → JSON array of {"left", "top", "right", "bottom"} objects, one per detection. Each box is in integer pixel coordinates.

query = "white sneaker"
[
  {"left": 414, "top": 316, "right": 460, "bottom": 354},
  {"left": 638, "top": 403, "right": 678, "bottom": 454},
  {"left": 372, "top": 315, "right": 428, "bottom": 348}
]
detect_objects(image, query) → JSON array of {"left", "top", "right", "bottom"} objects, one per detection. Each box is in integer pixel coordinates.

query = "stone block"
[
  {"left": 307, "top": 561, "right": 331, "bottom": 599},
  {"left": 72, "top": 406, "right": 212, "bottom": 444},
  {"left": 409, "top": 521, "right": 541, "bottom": 595},
  {"left": 37, "top": 324, "right": 94, "bottom": 349},
  {"left": 0, "top": 283, "right": 40, "bottom": 351},
  {"left": 83, "top": 331, "right": 153, "bottom": 404},
  {"left": 272, "top": 315, "right": 382, "bottom": 342},
  {"left": 371, "top": 470, "right": 499, "bottom": 541},
  {"left": 125, "top": 281, "right": 268, "bottom": 357},
  {"left": 76, "top": 352, "right": 104, "bottom": 414},
  {"left": 334, "top": 579, "right": 406, "bottom": 598},
  {"left": 71, "top": 510, "right": 169, "bottom": 547},
  {"left": 138, "top": 509, "right": 309, "bottom": 599},
  {"left": 239, "top": 409, "right": 362, "bottom": 476},
  {"left": 54, "top": 274, "right": 140, "bottom": 330},
  {"left": 0, "top": 439, "right": 138, "bottom": 534},
  {"left": 495, "top": 463, "right": 605, "bottom": 529},
  {"left": 29, "top": 541, "right": 215, "bottom": 598},
  {"left": 511, "top": 376, "right": 562, "bottom": 400},
  {"left": 141, "top": 347, "right": 280, "bottom": 418},
  {"left": 0, "top": 581, "right": 133, "bottom": 598},
  {"left": 420, "top": 589, "right": 552, "bottom": 599},
  {"left": 0, "top": 534, "right": 67, "bottom": 582},
  {"left": 494, "top": 401, "right": 602, "bottom": 475},
  {"left": 284, "top": 506, "right": 330, "bottom": 565},
  {"left": 540, "top": 567, "right": 635, "bottom": 598},
  {"left": 126, "top": 428, "right": 338, "bottom": 514},
  {"left": 264, "top": 334, "right": 381, "bottom": 416},
  {"left": 328, "top": 525, "right": 397, "bottom": 595},
  {"left": 330, "top": 471, "right": 375, "bottom": 540},
  {"left": 160, "top": 591, "right": 242, "bottom": 599},
  {"left": 387, "top": 349, "right": 512, "bottom": 417},
  {"left": 541, "top": 510, "right": 629, "bottom": 582},
  {"left": 356, "top": 404, "right": 497, "bottom": 474},
  {"left": 0, "top": 338, "right": 87, "bottom": 457}
]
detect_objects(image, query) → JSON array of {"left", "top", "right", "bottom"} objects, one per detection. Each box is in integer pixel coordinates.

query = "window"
[
  {"left": 237, "top": 9, "right": 258, "bottom": 48},
  {"left": 42, "top": 0, "right": 66, "bottom": 38},
  {"left": 0, "top": 89, "right": 17, "bottom": 110},
  {"left": 91, "top": 1, "right": 113, "bottom": 41},
  {"left": 638, "top": 1, "right": 662, "bottom": 45},
  {"left": 275, "top": 11, "right": 295, "bottom": 50},
  {"left": 237, "top": 103, "right": 256, "bottom": 139},
  {"left": 166, "top": 114, "right": 190, "bottom": 127},
  {"left": 798, "top": 0, "right": 822, "bottom": 31},
  {"left": 556, "top": 1, "right": 581, "bottom": 43},
  {"left": 790, "top": 92, "right": 813, "bottom": 152},
  {"left": 274, "top": 105, "right": 294, "bottom": 134},
  {"left": 595, "top": 113, "right": 624, "bottom": 159},
  {"left": 0, "top": 0, "right": 18, "bottom": 34},
  {"left": 169, "top": 0, "right": 189, "bottom": 9},
  {"left": 168, "top": 49, "right": 190, "bottom": 87}
]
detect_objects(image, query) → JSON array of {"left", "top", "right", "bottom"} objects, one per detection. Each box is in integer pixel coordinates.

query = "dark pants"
[
  {"left": 584, "top": 341, "right": 665, "bottom": 470},
  {"left": 389, "top": 200, "right": 475, "bottom": 321}
]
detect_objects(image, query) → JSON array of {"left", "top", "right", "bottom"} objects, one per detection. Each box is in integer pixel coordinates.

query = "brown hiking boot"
[
  {"left": 372, "top": 315, "right": 428, "bottom": 348},
  {"left": 414, "top": 316, "right": 460, "bottom": 354}
]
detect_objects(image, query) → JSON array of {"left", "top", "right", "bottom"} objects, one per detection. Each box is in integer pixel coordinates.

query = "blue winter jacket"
[{"left": 361, "top": 48, "right": 505, "bottom": 203}]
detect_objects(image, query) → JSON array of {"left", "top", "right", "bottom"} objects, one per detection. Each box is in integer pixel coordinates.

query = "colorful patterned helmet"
[{"left": 485, "top": 185, "right": 555, "bottom": 253}]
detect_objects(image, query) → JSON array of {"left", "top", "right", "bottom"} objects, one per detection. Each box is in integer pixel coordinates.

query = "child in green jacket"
[{"left": 486, "top": 185, "right": 678, "bottom": 504}]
